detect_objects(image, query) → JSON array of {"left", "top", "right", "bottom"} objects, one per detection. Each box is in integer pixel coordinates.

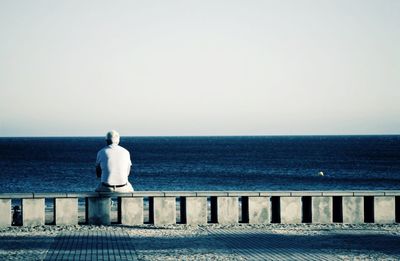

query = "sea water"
[{"left": 0, "top": 136, "right": 399, "bottom": 193}]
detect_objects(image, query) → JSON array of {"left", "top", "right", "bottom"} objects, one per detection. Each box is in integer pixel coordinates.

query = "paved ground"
[
  {"left": 208, "top": 228, "right": 400, "bottom": 260},
  {"left": 39, "top": 227, "right": 400, "bottom": 261},
  {"left": 44, "top": 231, "right": 138, "bottom": 261}
]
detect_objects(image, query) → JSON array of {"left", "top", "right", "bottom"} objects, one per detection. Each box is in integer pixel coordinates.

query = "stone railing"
[{"left": 0, "top": 191, "right": 399, "bottom": 227}]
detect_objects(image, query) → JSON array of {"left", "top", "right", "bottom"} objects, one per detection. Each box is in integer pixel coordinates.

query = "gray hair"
[{"left": 106, "top": 130, "right": 120, "bottom": 144}]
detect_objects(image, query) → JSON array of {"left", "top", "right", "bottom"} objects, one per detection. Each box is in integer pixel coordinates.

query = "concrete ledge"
[
  {"left": 227, "top": 191, "right": 261, "bottom": 197},
  {"left": 260, "top": 192, "right": 291, "bottom": 196},
  {"left": 34, "top": 193, "right": 68, "bottom": 198},
  {"left": 196, "top": 191, "right": 229, "bottom": 197},
  {"left": 291, "top": 191, "right": 323, "bottom": 196},
  {"left": 133, "top": 191, "right": 165, "bottom": 197},
  {"left": 384, "top": 191, "right": 400, "bottom": 196},
  {"left": 353, "top": 191, "right": 385, "bottom": 196},
  {"left": 66, "top": 192, "right": 100, "bottom": 198},
  {"left": 164, "top": 192, "right": 197, "bottom": 197},
  {"left": 0, "top": 193, "right": 34, "bottom": 199},
  {"left": 322, "top": 191, "right": 354, "bottom": 196}
]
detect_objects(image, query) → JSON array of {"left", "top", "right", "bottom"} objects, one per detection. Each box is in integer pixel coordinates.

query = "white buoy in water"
[{"left": 318, "top": 171, "right": 324, "bottom": 176}]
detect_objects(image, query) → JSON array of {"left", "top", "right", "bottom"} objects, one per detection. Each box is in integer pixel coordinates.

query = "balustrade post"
[
  {"left": 247, "top": 197, "right": 270, "bottom": 224},
  {"left": 184, "top": 197, "right": 207, "bottom": 225},
  {"left": 216, "top": 197, "right": 238, "bottom": 224},
  {"left": 55, "top": 198, "right": 78, "bottom": 225},
  {"left": 374, "top": 196, "right": 395, "bottom": 224},
  {"left": 343, "top": 196, "right": 364, "bottom": 223},
  {"left": 0, "top": 199, "right": 11, "bottom": 227},
  {"left": 120, "top": 197, "right": 143, "bottom": 225},
  {"left": 153, "top": 197, "right": 176, "bottom": 225},
  {"left": 312, "top": 196, "right": 332, "bottom": 224},
  {"left": 87, "top": 197, "right": 111, "bottom": 225},
  {"left": 22, "top": 198, "right": 45, "bottom": 226},
  {"left": 281, "top": 197, "right": 301, "bottom": 223}
]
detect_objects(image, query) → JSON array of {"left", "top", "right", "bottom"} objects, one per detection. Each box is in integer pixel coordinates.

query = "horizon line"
[{"left": 0, "top": 133, "right": 399, "bottom": 138}]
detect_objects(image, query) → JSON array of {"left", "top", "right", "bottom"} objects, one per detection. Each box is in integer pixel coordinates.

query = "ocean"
[{"left": 0, "top": 136, "right": 399, "bottom": 193}]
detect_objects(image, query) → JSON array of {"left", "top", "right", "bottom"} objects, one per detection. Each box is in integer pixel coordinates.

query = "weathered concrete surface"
[
  {"left": 22, "top": 198, "right": 45, "bottom": 226},
  {"left": 153, "top": 197, "right": 176, "bottom": 225},
  {"left": 343, "top": 196, "right": 364, "bottom": 224},
  {"left": 185, "top": 197, "right": 207, "bottom": 225},
  {"left": 0, "top": 199, "right": 11, "bottom": 227},
  {"left": 120, "top": 197, "right": 143, "bottom": 225},
  {"left": 248, "top": 197, "right": 270, "bottom": 224},
  {"left": 55, "top": 198, "right": 78, "bottom": 225},
  {"left": 312, "top": 196, "right": 332, "bottom": 224},
  {"left": 216, "top": 197, "right": 239, "bottom": 224},
  {"left": 87, "top": 197, "right": 111, "bottom": 225},
  {"left": 374, "top": 196, "right": 395, "bottom": 224},
  {"left": 281, "top": 197, "right": 301, "bottom": 224}
]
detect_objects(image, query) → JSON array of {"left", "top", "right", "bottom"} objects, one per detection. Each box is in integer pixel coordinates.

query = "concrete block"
[
  {"left": 248, "top": 197, "right": 270, "bottom": 224},
  {"left": 153, "top": 197, "right": 176, "bottom": 225},
  {"left": 87, "top": 197, "right": 111, "bottom": 225},
  {"left": 374, "top": 196, "right": 395, "bottom": 224},
  {"left": 22, "top": 198, "right": 45, "bottom": 226},
  {"left": 217, "top": 197, "right": 239, "bottom": 224},
  {"left": 312, "top": 196, "right": 332, "bottom": 224},
  {"left": 0, "top": 199, "right": 11, "bottom": 227},
  {"left": 55, "top": 198, "right": 78, "bottom": 225},
  {"left": 281, "top": 197, "right": 301, "bottom": 224},
  {"left": 184, "top": 197, "right": 207, "bottom": 225},
  {"left": 120, "top": 197, "right": 143, "bottom": 225},
  {"left": 343, "top": 196, "right": 364, "bottom": 224}
]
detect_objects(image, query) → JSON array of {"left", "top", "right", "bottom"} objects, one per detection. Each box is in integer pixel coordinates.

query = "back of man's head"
[{"left": 106, "top": 130, "right": 120, "bottom": 145}]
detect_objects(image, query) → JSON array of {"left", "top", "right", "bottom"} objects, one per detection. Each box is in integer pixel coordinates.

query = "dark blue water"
[{"left": 0, "top": 136, "right": 399, "bottom": 192}]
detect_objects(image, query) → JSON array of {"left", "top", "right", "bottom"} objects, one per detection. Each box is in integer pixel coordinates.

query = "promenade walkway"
[
  {"left": 44, "top": 231, "right": 138, "bottom": 261},
  {"left": 38, "top": 226, "right": 400, "bottom": 261},
  {"left": 1, "top": 225, "right": 400, "bottom": 260}
]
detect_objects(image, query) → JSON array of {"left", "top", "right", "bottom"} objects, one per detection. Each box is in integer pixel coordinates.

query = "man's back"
[{"left": 97, "top": 144, "right": 132, "bottom": 185}]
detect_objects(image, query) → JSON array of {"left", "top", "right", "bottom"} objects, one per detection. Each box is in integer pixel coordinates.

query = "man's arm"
[{"left": 96, "top": 164, "right": 102, "bottom": 178}]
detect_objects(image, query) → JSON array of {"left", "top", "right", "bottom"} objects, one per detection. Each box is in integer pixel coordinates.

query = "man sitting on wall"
[{"left": 95, "top": 130, "right": 134, "bottom": 192}]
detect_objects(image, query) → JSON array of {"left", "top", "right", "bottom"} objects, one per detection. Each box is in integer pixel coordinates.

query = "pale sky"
[{"left": 0, "top": 0, "right": 399, "bottom": 136}]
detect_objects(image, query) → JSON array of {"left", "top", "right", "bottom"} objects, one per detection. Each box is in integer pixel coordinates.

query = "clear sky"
[{"left": 0, "top": 0, "right": 399, "bottom": 136}]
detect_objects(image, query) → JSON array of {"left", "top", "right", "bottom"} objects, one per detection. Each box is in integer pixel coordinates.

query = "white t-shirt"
[{"left": 96, "top": 144, "right": 132, "bottom": 185}]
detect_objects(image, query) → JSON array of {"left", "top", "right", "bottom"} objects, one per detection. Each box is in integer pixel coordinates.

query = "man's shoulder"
[
  {"left": 97, "top": 146, "right": 109, "bottom": 154},
  {"left": 116, "top": 145, "right": 130, "bottom": 154}
]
